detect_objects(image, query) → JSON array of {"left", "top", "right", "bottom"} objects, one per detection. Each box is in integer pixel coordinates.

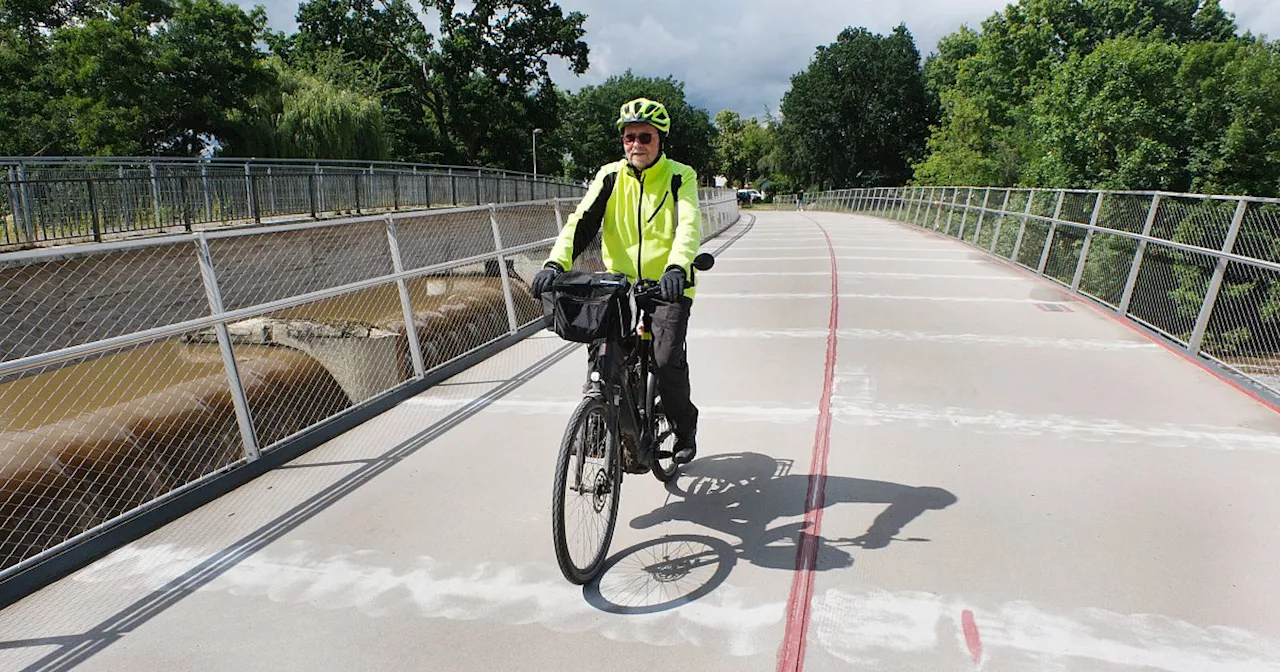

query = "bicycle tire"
[
  {"left": 647, "top": 371, "right": 679, "bottom": 482},
  {"left": 551, "top": 395, "right": 622, "bottom": 584}
]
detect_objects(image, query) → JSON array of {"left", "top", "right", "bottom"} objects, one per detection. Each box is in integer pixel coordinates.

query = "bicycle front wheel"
[{"left": 551, "top": 395, "right": 622, "bottom": 584}]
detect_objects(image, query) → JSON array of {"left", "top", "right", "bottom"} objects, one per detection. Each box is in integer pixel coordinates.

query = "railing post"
[
  {"left": 1188, "top": 198, "right": 1248, "bottom": 353},
  {"left": 179, "top": 172, "right": 192, "bottom": 232},
  {"left": 1118, "top": 193, "right": 1161, "bottom": 316},
  {"left": 933, "top": 188, "right": 944, "bottom": 230},
  {"left": 1036, "top": 191, "right": 1066, "bottom": 274},
  {"left": 353, "top": 170, "right": 362, "bottom": 214},
  {"left": 476, "top": 170, "right": 483, "bottom": 206},
  {"left": 194, "top": 234, "right": 261, "bottom": 460},
  {"left": 944, "top": 189, "right": 961, "bottom": 235},
  {"left": 1071, "top": 191, "right": 1105, "bottom": 291},
  {"left": 87, "top": 178, "right": 102, "bottom": 243},
  {"left": 553, "top": 198, "right": 565, "bottom": 231},
  {"left": 958, "top": 187, "right": 974, "bottom": 241},
  {"left": 316, "top": 164, "right": 325, "bottom": 214},
  {"left": 975, "top": 189, "right": 992, "bottom": 250},
  {"left": 386, "top": 217, "right": 426, "bottom": 378},
  {"left": 393, "top": 171, "right": 401, "bottom": 211},
  {"left": 201, "top": 163, "right": 213, "bottom": 222},
  {"left": 424, "top": 169, "right": 433, "bottom": 207},
  {"left": 308, "top": 171, "right": 317, "bottom": 218},
  {"left": 150, "top": 161, "right": 162, "bottom": 230},
  {"left": 488, "top": 204, "right": 521, "bottom": 333},
  {"left": 245, "top": 162, "right": 259, "bottom": 223},
  {"left": 266, "top": 166, "right": 276, "bottom": 216},
  {"left": 1010, "top": 190, "right": 1034, "bottom": 262},
  {"left": 5, "top": 166, "right": 22, "bottom": 244}
]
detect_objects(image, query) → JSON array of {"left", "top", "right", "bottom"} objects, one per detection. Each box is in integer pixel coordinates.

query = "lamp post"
[{"left": 532, "top": 128, "right": 543, "bottom": 181}]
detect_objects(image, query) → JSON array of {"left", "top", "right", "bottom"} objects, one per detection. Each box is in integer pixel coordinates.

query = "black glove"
[
  {"left": 531, "top": 263, "right": 561, "bottom": 298},
  {"left": 659, "top": 266, "right": 686, "bottom": 302}
]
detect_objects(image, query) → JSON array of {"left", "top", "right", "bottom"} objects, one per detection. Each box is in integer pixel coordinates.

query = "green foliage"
[
  {"left": 224, "top": 55, "right": 389, "bottom": 159},
  {"left": 910, "top": 0, "right": 1269, "bottom": 189},
  {"left": 774, "top": 24, "right": 933, "bottom": 190},
  {"left": 563, "top": 70, "right": 716, "bottom": 182},
  {"left": 712, "top": 109, "right": 774, "bottom": 188}
]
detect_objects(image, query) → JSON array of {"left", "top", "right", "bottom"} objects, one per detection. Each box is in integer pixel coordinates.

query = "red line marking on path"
[
  {"left": 777, "top": 218, "right": 839, "bottom": 672},
  {"left": 962, "top": 609, "right": 984, "bottom": 665}
]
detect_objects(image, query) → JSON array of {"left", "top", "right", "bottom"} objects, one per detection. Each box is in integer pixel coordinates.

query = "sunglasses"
[{"left": 622, "top": 132, "right": 655, "bottom": 145}]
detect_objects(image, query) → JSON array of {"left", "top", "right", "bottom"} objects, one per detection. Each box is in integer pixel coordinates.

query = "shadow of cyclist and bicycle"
[{"left": 583, "top": 451, "right": 957, "bottom": 614}]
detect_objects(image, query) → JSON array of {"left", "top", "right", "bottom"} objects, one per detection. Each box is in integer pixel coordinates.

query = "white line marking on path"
[
  {"left": 686, "top": 327, "right": 1157, "bottom": 351},
  {"left": 715, "top": 256, "right": 985, "bottom": 263},
  {"left": 698, "top": 293, "right": 1039, "bottom": 303},
  {"left": 814, "top": 587, "right": 1280, "bottom": 671},
  {"left": 69, "top": 542, "right": 784, "bottom": 657},
  {"left": 404, "top": 398, "right": 1280, "bottom": 453}
]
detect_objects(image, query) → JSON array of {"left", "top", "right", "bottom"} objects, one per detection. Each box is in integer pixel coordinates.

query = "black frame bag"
[{"left": 540, "top": 271, "right": 633, "bottom": 343}]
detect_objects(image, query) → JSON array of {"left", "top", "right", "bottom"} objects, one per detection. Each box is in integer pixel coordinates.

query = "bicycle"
[{"left": 545, "top": 251, "right": 716, "bottom": 584}]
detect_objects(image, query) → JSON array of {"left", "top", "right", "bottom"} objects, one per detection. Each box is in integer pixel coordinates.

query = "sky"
[{"left": 237, "top": 0, "right": 1280, "bottom": 119}]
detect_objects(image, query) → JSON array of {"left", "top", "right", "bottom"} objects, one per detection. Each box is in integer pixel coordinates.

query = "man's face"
[{"left": 622, "top": 122, "right": 659, "bottom": 170}]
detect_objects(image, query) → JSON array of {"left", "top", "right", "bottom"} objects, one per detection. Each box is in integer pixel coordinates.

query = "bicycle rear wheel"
[
  {"left": 647, "top": 372, "right": 679, "bottom": 482},
  {"left": 551, "top": 395, "right": 622, "bottom": 584}
]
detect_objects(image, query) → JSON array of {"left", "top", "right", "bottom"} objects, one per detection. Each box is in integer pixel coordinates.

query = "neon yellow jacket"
[{"left": 546, "top": 154, "right": 703, "bottom": 299}]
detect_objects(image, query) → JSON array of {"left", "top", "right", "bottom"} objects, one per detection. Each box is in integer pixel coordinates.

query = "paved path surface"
[{"left": 4, "top": 211, "right": 1280, "bottom": 671}]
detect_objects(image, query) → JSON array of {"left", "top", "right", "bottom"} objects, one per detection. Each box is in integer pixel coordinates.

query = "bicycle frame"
[{"left": 591, "top": 289, "right": 660, "bottom": 473}]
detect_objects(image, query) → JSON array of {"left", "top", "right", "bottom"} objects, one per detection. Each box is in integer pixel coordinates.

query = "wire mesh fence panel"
[
  {"left": 1126, "top": 243, "right": 1216, "bottom": 344},
  {"left": 394, "top": 209, "right": 496, "bottom": 272},
  {"left": 209, "top": 220, "right": 394, "bottom": 312},
  {"left": 402, "top": 273, "right": 521, "bottom": 373},
  {"left": 1234, "top": 201, "right": 1280, "bottom": 266},
  {"left": 992, "top": 190, "right": 1024, "bottom": 259},
  {"left": 1078, "top": 231, "right": 1139, "bottom": 307},
  {"left": 1015, "top": 216, "right": 1053, "bottom": 269},
  {"left": 0, "top": 329, "right": 248, "bottom": 572},
  {"left": 1201, "top": 262, "right": 1280, "bottom": 394},
  {"left": 1150, "top": 194, "right": 1235, "bottom": 249},
  {"left": 221, "top": 285, "right": 404, "bottom": 446},
  {"left": 1043, "top": 225, "right": 1086, "bottom": 285},
  {"left": 0, "top": 243, "right": 209, "bottom": 364},
  {"left": 495, "top": 203, "right": 559, "bottom": 249},
  {"left": 1097, "top": 193, "right": 1153, "bottom": 234},
  {"left": 1059, "top": 191, "right": 1098, "bottom": 226}
]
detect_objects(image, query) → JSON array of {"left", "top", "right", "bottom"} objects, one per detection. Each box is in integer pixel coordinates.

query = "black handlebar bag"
[{"left": 540, "top": 271, "right": 633, "bottom": 344}]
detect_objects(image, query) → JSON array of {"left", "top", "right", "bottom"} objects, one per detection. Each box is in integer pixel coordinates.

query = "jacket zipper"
[{"left": 636, "top": 172, "right": 645, "bottom": 280}]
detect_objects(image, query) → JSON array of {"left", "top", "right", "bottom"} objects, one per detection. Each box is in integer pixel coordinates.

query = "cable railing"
[
  {"left": 800, "top": 186, "right": 1280, "bottom": 398},
  {"left": 0, "top": 187, "right": 741, "bottom": 601},
  {"left": 0, "top": 156, "right": 589, "bottom": 250}
]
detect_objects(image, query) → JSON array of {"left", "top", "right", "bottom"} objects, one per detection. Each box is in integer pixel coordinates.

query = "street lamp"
[{"left": 532, "top": 128, "right": 543, "bottom": 181}]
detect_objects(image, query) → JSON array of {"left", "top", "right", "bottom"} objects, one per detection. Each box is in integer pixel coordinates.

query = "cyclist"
[{"left": 530, "top": 97, "right": 702, "bottom": 465}]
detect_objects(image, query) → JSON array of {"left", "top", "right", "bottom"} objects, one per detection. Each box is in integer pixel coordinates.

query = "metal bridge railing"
[
  {"left": 0, "top": 157, "right": 588, "bottom": 251},
  {"left": 0, "top": 187, "right": 741, "bottom": 595},
  {"left": 802, "top": 186, "right": 1280, "bottom": 398}
]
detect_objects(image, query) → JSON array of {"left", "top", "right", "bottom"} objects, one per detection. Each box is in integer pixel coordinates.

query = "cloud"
[{"left": 237, "top": 0, "right": 1280, "bottom": 119}]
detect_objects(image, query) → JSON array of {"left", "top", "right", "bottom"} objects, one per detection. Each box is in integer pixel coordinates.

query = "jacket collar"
[{"left": 625, "top": 153, "right": 668, "bottom": 180}]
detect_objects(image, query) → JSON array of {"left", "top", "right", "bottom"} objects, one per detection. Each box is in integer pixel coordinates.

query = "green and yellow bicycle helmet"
[{"left": 616, "top": 97, "right": 671, "bottom": 134}]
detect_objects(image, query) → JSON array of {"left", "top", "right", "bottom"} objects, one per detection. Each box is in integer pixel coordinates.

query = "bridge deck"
[{"left": 4, "top": 211, "right": 1280, "bottom": 671}]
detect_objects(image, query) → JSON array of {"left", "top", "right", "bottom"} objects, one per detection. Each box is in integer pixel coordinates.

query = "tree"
[
  {"left": 272, "top": 0, "right": 589, "bottom": 168},
  {"left": 913, "top": 0, "right": 1242, "bottom": 186},
  {"left": 564, "top": 71, "right": 716, "bottom": 182},
  {"left": 776, "top": 24, "right": 932, "bottom": 189},
  {"left": 223, "top": 54, "right": 390, "bottom": 159},
  {"left": 1025, "top": 38, "right": 1191, "bottom": 191},
  {"left": 46, "top": 0, "right": 272, "bottom": 155},
  {"left": 712, "top": 109, "right": 775, "bottom": 188}
]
